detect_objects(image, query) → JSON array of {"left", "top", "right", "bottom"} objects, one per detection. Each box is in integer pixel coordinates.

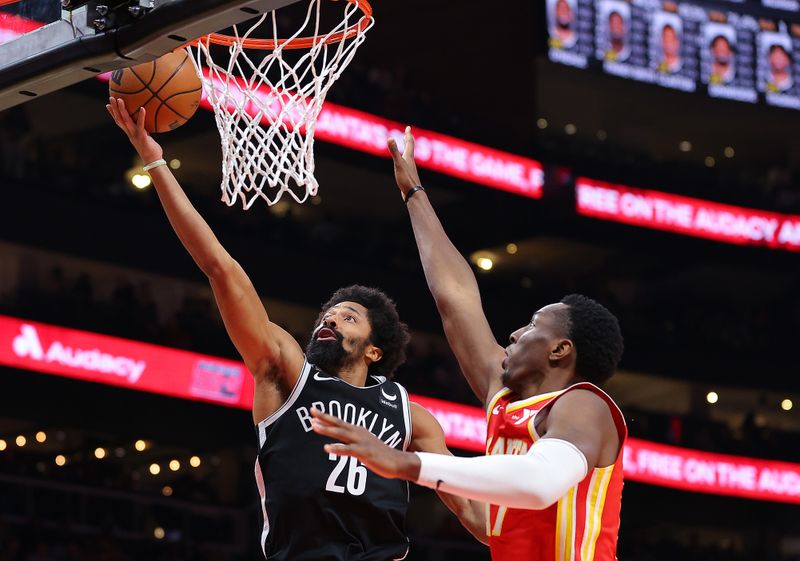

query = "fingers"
[
  {"left": 311, "top": 421, "right": 348, "bottom": 440},
  {"left": 311, "top": 409, "right": 355, "bottom": 443},
  {"left": 388, "top": 127, "right": 415, "bottom": 161},
  {"left": 109, "top": 97, "right": 125, "bottom": 125},
  {"left": 116, "top": 98, "right": 135, "bottom": 129},
  {"left": 107, "top": 97, "right": 131, "bottom": 133},
  {"left": 136, "top": 106, "right": 146, "bottom": 135},
  {"left": 106, "top": 98, "right": 122, "bottom": 126},
  {"left": 403, "top": 126, "right": 415, "bottom": 159},
  {"left": 324, "top": 443, "right": 356, "bottom": 457},
  {"left": 109, "top": 97, "right": 145, "bottom": 136},
  {"left": 387, "top": 137, "right": 402, "bottom": 161},
  {"left": 310, "top": 407, "right": 346, "bottom": 427}
]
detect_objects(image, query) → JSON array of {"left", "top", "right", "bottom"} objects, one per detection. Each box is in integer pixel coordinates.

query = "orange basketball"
[{"left": 109, "top": 48, "right": 202, "bottom": 133}]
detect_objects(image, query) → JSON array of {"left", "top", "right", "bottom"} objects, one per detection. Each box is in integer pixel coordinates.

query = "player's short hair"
[
  {"left": 662, "top": 23, "right": 676, "bottom": 34},
  {"left": 559, "top": 294, "right": 624, "bottom": 385},
  {"left": 711, "top": 34, "right": 733, "bottom": 50},
  {"left": 320, "top": 285, "right": 410, "bottom": 379},
  {"left": 769, "top": 44, "right": 790, "bottom": 58}
]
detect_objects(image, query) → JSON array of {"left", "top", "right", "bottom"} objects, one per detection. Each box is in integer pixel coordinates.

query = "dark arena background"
[{"left": 1, "top": 0, "right": 800, "bottom": 560}]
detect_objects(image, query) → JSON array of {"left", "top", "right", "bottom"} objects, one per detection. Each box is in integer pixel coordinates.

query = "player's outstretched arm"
[
  {"left": 407, "top": 403, "right": 488, "bottom": 545},
  {"left": 106, "top": 99, "right": 304, "bottom": 393},
  {"left": 311, "top": 401, "right": 614, "bottom": 510},
  {"left": 388, "top": 128, "right": 505, "bottom": 406}
]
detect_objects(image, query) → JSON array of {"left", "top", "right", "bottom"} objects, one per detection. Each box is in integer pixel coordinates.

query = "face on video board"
[
  {"left": 545, "top": 0, "right": 795, "bottom": 109},
  {"left": 699, "top": 13, "right": 758, "bottom": 103},
  {"left": 652, "top": 13, "right": 683, "bottom": 74},
  {"left": 546, "top": 0, "right": 593, "bottom": 68},
  {"left": 758, "top": 33, "right": 794, "bottom": 93},
  {"left": 547, "top": 0, "right": 579, "bottom": 49},
  {"left": 597, "top": 0, "right": 631, "bottom": 62},
  {"left": 704, "top": 24, "right": 737, "bottom": 84},
  {"left": 768, "top": 43, "right": 793, "bottom": 91}
]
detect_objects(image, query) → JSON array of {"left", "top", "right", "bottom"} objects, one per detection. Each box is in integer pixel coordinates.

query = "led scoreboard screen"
[{"left": 546, "top": 0, "right": 800, "bottom": 110}]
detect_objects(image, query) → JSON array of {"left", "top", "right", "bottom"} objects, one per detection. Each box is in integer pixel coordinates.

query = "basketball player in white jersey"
[{"left": 106, "top": 99, "right": 486, "bottom": 560}]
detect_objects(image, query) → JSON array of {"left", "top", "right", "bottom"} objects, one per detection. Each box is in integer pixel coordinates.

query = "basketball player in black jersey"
[{"left": 106, "top": 99, "right": 486, "bottom": 560}]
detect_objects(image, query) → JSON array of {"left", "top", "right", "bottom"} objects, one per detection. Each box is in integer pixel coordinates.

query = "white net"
[{"left": 189, "top": 0, "right": 373, "bottom": 209}]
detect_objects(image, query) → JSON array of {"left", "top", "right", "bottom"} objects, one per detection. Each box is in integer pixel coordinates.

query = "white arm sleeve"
[{"left": 415, "top": 438, "right": 589, "bottom": 510}]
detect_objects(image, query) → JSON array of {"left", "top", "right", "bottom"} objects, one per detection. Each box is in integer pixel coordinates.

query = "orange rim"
[
  {"left": 0, "top": 0, "right": 22, "bottom": 6},
  {"left": 190, "top": 0, "right": 372, "bottom": 50}
]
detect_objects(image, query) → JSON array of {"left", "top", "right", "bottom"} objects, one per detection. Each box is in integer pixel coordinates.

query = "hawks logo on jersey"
[{"left": 485, "top": 383, "right": 627, "bottom": 561}]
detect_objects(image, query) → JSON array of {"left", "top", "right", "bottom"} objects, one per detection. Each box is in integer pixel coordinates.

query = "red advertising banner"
[
  {"left": 0, "top": 315, "right": 253, "bottom": 409},
  {"left": 190, "top": 69, "right": 543, "bottom": 199},
  {"left": 3, "top": 317, "right": 800, "bottom": 504},
  {"left": 576, "top": 178, "right": 800, "bottom": 251},
  {"left": 194, "top": 72, "right": 543, "bottom": 199},
  {"left": 0, "top": 17, "right": 542, "bottom": 198},
  {"left": 623, "top": 437, "right": 800, "bottom": 505},
  {"left": 410, "top": 395, "right": 488, "bottom": 452},
  {"left": 311, "top": 104, "right": 543, "bottom": 199}
]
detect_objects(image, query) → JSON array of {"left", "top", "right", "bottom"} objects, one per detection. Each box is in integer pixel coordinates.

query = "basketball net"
[{"left": 189, "top": 0, "right": 373, "bottom": 209}]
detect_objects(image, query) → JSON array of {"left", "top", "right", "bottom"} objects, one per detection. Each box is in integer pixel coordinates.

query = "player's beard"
[
  {"left": 306, "top": 332, "right": 347, "bottom": 373},
  {"left": 306, "top": 331, "right": 367, "bottom": 375}
]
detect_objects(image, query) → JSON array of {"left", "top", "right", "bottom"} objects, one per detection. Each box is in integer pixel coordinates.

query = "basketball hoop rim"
[{"left": 191, "top": 0, "right": 372, "bottom": 50}]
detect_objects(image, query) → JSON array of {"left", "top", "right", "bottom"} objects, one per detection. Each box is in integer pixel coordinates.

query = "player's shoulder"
[
  {"left": 408, "top": 401, "right": 442, "bottom": 434},
  {"left": 551, "top": 386, "right": 609, "bottom": 412},
  {"left": 545, "top": 384, "right": 621, "bottom": 433},
  {"left": 407, "top": 401, "right": 449, "bottom": 452},
  {"left": 408, "top": 400, "right": 434, "bottom": 421}
]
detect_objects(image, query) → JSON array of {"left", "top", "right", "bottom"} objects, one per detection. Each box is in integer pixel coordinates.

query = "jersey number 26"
[{"left": 326, "top": 453, "right": 367, "bottom": 496}]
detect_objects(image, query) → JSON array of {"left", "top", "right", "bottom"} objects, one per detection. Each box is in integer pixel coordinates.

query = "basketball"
[{"left": 108, "top": 48, "right": 202, "bottom": 133}]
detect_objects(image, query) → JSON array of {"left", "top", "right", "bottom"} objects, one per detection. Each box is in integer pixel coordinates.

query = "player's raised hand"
[
  {"left": 106, "top": 97, "right": 163, "bottom": 164},
  {"left": 387, "top": 126, "right": 422, "bottom": 198},
  {"left": 311, "top": 408, "right": 421, "bottom": 481}
]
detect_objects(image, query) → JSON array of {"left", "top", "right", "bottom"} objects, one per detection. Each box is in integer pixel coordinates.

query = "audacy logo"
[{"left": 12, "top": 324, "right": 146, "bottom": 383}]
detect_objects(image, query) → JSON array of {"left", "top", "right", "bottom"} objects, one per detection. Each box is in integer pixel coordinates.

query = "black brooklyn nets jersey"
[{"left": 254, "top": 359, "right": 412, "bottom": 561}]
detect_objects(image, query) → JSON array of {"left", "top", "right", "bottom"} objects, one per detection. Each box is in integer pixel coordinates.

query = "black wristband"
[{"left": 404, "top": 185, "right": 425, "bottom": 203}]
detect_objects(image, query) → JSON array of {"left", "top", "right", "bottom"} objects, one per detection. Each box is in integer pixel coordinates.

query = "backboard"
[{"left": 0, "top": 0, "right": 302, "bottom": 111}]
